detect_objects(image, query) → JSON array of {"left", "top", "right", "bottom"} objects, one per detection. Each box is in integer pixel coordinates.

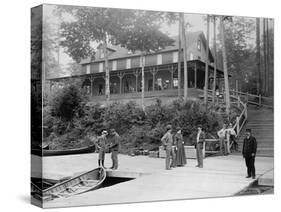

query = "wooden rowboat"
[
  {"left": 31, "top": 144, "right": 96, "bottom": 156},
  {"left": 42, "top": 167, "right": 106, "bottom": 200}
]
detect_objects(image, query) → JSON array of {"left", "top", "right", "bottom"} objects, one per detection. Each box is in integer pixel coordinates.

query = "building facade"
[{"left": 48, "top": 31, "right": 225, "bottom": 98}]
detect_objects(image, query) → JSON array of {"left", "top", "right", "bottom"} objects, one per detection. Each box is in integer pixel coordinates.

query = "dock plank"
[{"left": 30, "top": 153, "right": 273, "bottom": 208}]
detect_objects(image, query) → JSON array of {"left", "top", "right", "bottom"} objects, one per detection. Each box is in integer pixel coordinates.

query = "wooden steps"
[{"left": 236, "top": 105, "right": 274, "bottom": 157}]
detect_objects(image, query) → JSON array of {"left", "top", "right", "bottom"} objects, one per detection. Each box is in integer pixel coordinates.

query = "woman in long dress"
[{"left": 174, "top": 127, "right": 187, "bottom": 166}]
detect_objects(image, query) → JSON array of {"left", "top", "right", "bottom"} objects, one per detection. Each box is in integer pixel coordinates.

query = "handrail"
[{"left": 203, "top": 90, "right": 248, "bottom": 154}]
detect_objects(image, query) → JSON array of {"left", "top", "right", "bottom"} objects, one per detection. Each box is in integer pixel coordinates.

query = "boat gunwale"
[{"left": 43, "top": 167, "right": 106, "bottom": 195}]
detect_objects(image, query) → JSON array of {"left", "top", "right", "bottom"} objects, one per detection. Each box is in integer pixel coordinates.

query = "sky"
[{"left": 43, "top": 5, "right": 255, "bottom": 77}]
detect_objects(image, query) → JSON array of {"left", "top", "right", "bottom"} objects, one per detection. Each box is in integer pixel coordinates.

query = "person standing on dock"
[
  {"left": 242, "top": 129, "right": 257, "bottom": 179},
  {"left": 174, "top": 127, "right": 186, "bottom": 167},
  {"left": 161, "top": 125, "right": 176, "bottom": 170},
  {"left": 96, "top": 130, "right": 108, "bottom": 168},
  {"left": 109, "top": 129, "right": 121, "bottom": 170},
  {"left": 217, "top": 124, "right": 227, "bottom": 155},
  {"left": 195, "top": 125, "right": 205, "bottom": 168},
  {"left": 227, "top": 123, "right": 238, "bottom": 152}
]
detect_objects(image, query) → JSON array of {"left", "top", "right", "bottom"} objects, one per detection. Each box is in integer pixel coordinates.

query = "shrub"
[
  {"left": 103, "top": 101, "right": 145, "bottom": 134},
  {"left": 49, "top": 84, "right": 87, "bottom": 121}
]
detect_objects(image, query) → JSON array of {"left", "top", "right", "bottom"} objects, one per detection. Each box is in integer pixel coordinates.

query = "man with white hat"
[{"left": 96, "top": 130, "right": 108, "bottom": 168}]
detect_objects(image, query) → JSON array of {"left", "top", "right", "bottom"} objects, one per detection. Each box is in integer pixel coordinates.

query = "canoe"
[
  {"left": 42, "top": 167, "right": 106, "bottom": 200},
  {"left": 31, "top": 144, "right": 96, "bottom": 156}
]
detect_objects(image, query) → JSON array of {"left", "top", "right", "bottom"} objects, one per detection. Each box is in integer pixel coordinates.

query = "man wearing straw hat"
[
  {"left": 96, "top": 130, "right": 108, "bottom": 168},
  {"left": 161, "top": 124, "right": 176, "bottom": 170}
]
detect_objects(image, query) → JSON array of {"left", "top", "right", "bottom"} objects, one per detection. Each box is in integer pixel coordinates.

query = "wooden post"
[
  {"left": 134, "top": 70, "right": 139, "bottom": 93},
  {"left": 237, "top": 95, "right": 240, "bottom": 108},
  {"left": 236, "top": 116, "right": 240, "bottom": 136},
  {"left": 170, "top": 66, "right": 174, "bottom": 89},
  {"left": 90, "top": 77, "right": 94, "bottom": 96},
  {"left": 259, "top": 94, "right": 262, "bottom": 107},
  {"left": 118, "top": 72, "right": 124, "bottom": 94},
  {"left": 150, "top": 68, "right": 156, "bottom": 92},
  {"left": 194, "top": 62, "right": 197, "bottom": 88},
  {"left": 246, "top": 92, "right": 249, "bottom": 103}
]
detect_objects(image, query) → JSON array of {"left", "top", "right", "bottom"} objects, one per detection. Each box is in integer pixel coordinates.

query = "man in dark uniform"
[
  {"left": 109, "top": 129, "right": 120, "bottom": 170},
  {"left": 242, "top": 129, "right": 257, "bottom": 179}
]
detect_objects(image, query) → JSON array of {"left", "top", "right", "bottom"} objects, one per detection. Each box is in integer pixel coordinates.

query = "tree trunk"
[
  {"left": 181, "top": 13, "right": 188, "bottom": 101},
  {"left": 263, "top": 18, "right": 267, "bottom": 96},
  {"left": 204, "top": 15, "right": 210, "bottom": 106},
  {"left": 141, "top": 53, "right": 145, "bottom": 111},
  {"left": 212, "top": 16, "right": 217, "bottom": 103},
  {"left": 266, "top": 18, "right": 270, "bottom": 96},
  {"left": 256, "top": 18, "right": 261, "bottom": 94},
  {"left": 177, "top": 13, "right": 182, "bottom": 97},
  {"left": 220, "top": 16, "right": 230, "bottom": 115},
  {"left": 103, "top": 35, "right": 110, "bottom": 102}
]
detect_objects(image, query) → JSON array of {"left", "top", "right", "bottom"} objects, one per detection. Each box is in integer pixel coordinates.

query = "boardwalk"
[{"left": 31, "top": 153, "right": 273, "bottom": 208}]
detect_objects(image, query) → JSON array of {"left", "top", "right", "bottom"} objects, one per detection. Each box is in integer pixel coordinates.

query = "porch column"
[
  {"left": 118, "top": 72, "right": 124, "bottom": 94},
  {"left": 90, "top": 76, "right": 94, "bottom": 96},
  {"left": 194, "top": 62, "right": 197, "bottom": 88},
  {"left": 134, "top": 69, "right": 139, "bottom": 92},
  {"left": 169, "top": 65, "right": 175, "bottom": 89},
  {"left": 150, "top": 68, "right": 157, "bottom": 92}
]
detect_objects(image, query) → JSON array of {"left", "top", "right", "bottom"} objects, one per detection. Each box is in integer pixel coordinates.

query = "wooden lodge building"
[{"left": 47, "top": 31, "right": 226, "bottom": 101}]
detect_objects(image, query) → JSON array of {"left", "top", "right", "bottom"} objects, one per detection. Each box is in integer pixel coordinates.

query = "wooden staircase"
[{"left": 237, "top": 105, "right": 274, "bottom": 157}]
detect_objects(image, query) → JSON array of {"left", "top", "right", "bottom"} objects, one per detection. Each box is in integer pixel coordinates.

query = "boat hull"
[{"left": 31, "top": 145, "right": 96, "bottom": 156}]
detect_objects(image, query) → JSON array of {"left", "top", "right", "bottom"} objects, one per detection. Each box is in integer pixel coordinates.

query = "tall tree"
[
  {"left": 115, "top": 11, "right": 174, "bottom": 110},
  {"left": 212, "top": 15, "right": 217, "bottom": 103},
  {"left": 204, "top": 15, "right": 210, "bottom": 106},
  {"left": 178, "top": 13, "right": 182, "bottom": 97},
  {"left": 256, "top": 18, "right": 261, "bottom": 94},
  {"left": 59, "top": 7, "right": 135, "bottom": 102},
  {"left": 181, "top": 13, "right": 188, "bottom": 101},
  {"left": 220, "top": 16, "right": 231, "bottom": 115},
  {"left": 262, "top": 18, "right": 268, "bottom": 95}
]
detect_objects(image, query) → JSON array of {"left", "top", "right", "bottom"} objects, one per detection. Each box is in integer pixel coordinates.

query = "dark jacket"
[
  {"left": 242, "top": 136, "right": 257, "bottom": 158},
  {"left": 195, "top": 131, "right": 205, "bottom": 149},
  {"left": 109, "top": 133, "right": 121, "bottom": 152}
]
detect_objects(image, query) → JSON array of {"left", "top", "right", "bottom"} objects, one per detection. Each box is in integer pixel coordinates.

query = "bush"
[
  {"left": 49, "top": 84, "right": 87, "bottom": 121},
  {"left": 103, "top": 101, "right": 145, "bottom": 134}
]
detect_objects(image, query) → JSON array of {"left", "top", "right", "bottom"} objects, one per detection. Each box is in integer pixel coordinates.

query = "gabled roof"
[{"left": 80, "top": 31, "right": 214, "bottom": 65}]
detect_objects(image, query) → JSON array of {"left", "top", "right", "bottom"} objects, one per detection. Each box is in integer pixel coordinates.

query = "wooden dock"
[{"left": 31, "top": 153, "right": 273, "bottom": 208}]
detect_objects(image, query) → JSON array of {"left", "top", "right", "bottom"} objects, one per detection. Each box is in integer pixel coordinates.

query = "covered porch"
[{"left": 47, "top": 59, "right": 225, "bottom": 102}]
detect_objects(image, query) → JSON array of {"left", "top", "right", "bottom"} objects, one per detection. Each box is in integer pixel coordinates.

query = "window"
[
  {"left": 190, "top": 53, "right": 194, "bottom": 60},
  {"left": 112, "top": 60, "right": 117, "bottom": 71},
  {"left": 172, "top": 52, "right": 178, "bottom": 63},
  {"left": 173, "top": 79, "right": 178, "bottom": 87},
  {"left": 100, "top": 49, "right": 104, "bottom": 58},
  {"left": 197, "top": 40, "right": 201, "bottom": 51},
  {"left": 140, "top": 56, "right": 145, "bottom": 67},
  {"left": 86, "top": 64, "right": 91, "bottom": 74},
  {"left": 157, "top": 54, "right": 162, "bottom": 65},
  {"left": 126, "top": 58, "right": 131, "bottom": 69},
  {"left": 157, "top": 78, "right": 162, "bottom": 87},
  {"left": 99, "top": 62, "right": 104, "bottom": 72}
]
